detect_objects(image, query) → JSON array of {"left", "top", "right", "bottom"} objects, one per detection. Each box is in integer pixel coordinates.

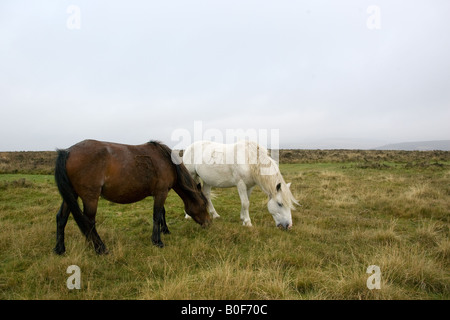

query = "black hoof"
[
  {"left": 152, "top": 240, "right": 165, "bottom": 248},
  {"left": 95, "top": 245, "right": 109, "bottom": 255},
  {"left": 53, "top": 245, "right": 66, "bottom": 255}
]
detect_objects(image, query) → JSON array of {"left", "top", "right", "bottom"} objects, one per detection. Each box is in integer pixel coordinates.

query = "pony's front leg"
[
  {"left": 152, "top": 193, "right": 168, "bottom": 248},
  {"left": 237, "top": 181, "right": 252, "bottom": 227},
  {"left": 160, "top": 207, "right": 170, "bottom": 234}
]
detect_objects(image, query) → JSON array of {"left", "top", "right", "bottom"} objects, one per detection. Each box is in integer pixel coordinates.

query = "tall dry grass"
[{"left": 0, "top": 150, "right": 449, "bottom": 300}]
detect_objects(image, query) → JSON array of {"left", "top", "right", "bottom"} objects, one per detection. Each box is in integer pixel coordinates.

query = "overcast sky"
[{"left": 1, "top": 0, "right": 449, "bottom": 151}]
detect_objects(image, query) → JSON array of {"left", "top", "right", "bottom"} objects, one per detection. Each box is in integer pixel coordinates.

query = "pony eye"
[{"left": 277, "top": 202, "right": 283, "bottom": 207}]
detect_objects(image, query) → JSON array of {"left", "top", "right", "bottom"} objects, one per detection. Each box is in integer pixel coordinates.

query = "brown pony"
[{"left": 53, "top": 139, "right": 211, "bottom": 254}]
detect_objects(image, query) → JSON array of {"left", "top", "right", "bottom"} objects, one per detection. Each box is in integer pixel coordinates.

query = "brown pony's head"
[
  {"left": 148, "top": 140, "right": 212, "bottom": 228},
  {"left": 185, "top": 183, "right": 212, "bottom": 228},
  {"left": 172, "top": 160, "right": 211, "bottom": 227}
]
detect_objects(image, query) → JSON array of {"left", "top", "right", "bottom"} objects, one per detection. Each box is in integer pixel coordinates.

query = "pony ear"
[
  {"left": 286, "top": 182, "right": 291, "bottom": 189},
  {"left": 276, "top": 183, "right": 281, "bottom": 192},
  {"left": 196, "top": 183, "right": 202, "bottom": 191}
]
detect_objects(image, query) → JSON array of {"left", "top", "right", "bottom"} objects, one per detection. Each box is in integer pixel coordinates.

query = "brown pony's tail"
[{"left": 54, "top": 149, "right": 88, "bottom": 236}]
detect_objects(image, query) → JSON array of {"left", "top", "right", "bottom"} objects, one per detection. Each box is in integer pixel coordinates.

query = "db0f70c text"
[{"left": 225, "top": 304, "right": 268, "bottom": 315}]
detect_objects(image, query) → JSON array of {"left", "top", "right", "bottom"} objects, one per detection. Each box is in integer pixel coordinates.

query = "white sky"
[{"left": 1, "top": 0, "right": 449, "bottom": 150}]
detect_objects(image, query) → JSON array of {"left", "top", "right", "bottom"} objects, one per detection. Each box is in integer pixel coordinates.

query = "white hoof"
[
  {"left": 242, "top": 220, "right": 253, "bottom": 227},
  {"left": 212, "top": 212, "right": 221, "bottom": 219}
]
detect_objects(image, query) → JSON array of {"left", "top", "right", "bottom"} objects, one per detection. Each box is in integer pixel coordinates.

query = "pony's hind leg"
[
  {"left": 203, "top": 183, "right": 220, "bottom": 219},
  {"left": 82, "top": 198, "right": 108, "bottom": 254},
  {"left": 54, "top": 201, "right": 70, "bottom": 255},
  {"left": 184, "top": 173, "right": 206, "bottom": 219},
  {"left": 185, "top": 183, "right": 220, "bottom": 219},
  {"left": 237, "top": 181, "right": 252, "bottom": 227}
]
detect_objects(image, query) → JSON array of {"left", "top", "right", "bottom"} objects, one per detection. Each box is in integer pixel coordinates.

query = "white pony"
[{"left": 182, "top": 140, "right": 299, "bottom": 229}]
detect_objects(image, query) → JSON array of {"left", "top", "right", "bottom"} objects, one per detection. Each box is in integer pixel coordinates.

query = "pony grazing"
[
  {"left": 53, "top": 139, "right": 211, "bottom": 255},
  {"left": 182, "top": 140, "right": 299, "bottom": 229}
]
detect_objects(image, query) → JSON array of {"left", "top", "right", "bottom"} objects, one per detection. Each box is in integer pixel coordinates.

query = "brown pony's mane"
[{"left": 147, "top": 141, "right": 208, "bottom": 205}]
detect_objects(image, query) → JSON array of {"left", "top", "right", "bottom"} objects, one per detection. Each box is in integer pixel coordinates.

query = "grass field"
[{"left": 0, "top": 151, "right": 449, "bottom": 300}]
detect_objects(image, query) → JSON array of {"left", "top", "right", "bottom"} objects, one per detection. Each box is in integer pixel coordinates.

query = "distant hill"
[{"left": 375, "top": 140, "right": 450, "bottom": 151}]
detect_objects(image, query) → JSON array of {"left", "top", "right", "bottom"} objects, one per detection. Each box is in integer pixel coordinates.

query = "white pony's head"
[
  {"left": 267, "top": 182, "right": 297, "bottom": 230},
  {"left": 245, "top": 140, "right": 299, "bottom": 229}
]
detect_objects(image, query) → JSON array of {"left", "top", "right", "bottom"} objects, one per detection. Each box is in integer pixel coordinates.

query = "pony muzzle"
[
  {"left": 277, "top": 222, "right": 292, "bottom": 231},
  {"left": 201, "top": 218, "right": 212, "bottom": 228}
]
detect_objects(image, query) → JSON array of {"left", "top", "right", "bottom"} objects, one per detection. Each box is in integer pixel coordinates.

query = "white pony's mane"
[{"left": 245, "top": 141, "right": 299, "bottom": 209}]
